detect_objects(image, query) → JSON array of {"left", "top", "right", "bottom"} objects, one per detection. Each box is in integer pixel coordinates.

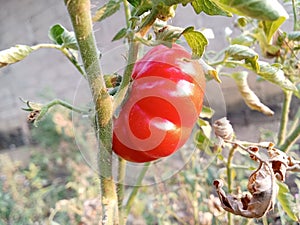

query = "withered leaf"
[
  {"left": 232, "top": 71, "right": 274, "bottom": 116},
  {"left": 214, "top": 160, "right": 278, "bottom": 218}
]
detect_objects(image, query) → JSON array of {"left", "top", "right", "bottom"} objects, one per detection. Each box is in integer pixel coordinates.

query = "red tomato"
[{"left": 113, "top": 44, "right": 205, "bottom": 162}]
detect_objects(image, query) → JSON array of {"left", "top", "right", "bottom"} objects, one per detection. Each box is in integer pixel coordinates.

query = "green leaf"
[
  {"left": 191, "top": 0, "right": 232, "bottom": 17},
  {"left": 257, "top": 61, "right": 297, "bottom": 92},
  {"left": 200, "top": 105, "right": 215, "bottom": 119},
  {"left": 211, "top": 0, "right": 288, "bottom": 21},
  {"left": 49, "top": 24, "right": 64, "bottom": 45},
  {"left": 128, "top": 0, "right": 142, "bottom": 8},
  {"left": 0, "top": 45, "right": 33, "bottom": 68},
  {"left": 112, "top": 28, "right": 128, "bottom": 41},
  {"left": 154, "top": 24, "right": 185, "bottom": 44},
  {"left": 262, "top": 16, "right": 287, "bottom": 43},
  {"left": 225, "top": 44, "right": 259, "bottom": 72},
  {"left": 236, "top": 17, "right": 247, "bottom": 27},
  {"left": 231, "top": 71, "right": 274, "bottom": 116},
  {"left": 288, "top": 31, "right": 300, "bottom": 41},
  {"left": 48, "top": 24, "right": 78, "bottom": 50},
  {"left": 199, "top": 59, "right": 221, "bottom": 82},
  {"left": 194, "top": 127, "right": 213, "bottom": 152},
  {"left": 252, "top": 28, "right": 281, "bottom": 57},
  {"left": 92, "top": 0, "right": 121, "bottom": 22},
  {"left": 183, "top": 27, "right": 208, "bottom": 59},
  {"left": 231, "top": 35, "right": 255, "bottom": 47},
  {"left": 277, "top": 181, "right": 299, "bottom": 221}
]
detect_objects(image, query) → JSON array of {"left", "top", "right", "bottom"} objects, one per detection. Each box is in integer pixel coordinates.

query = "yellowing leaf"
[
  {"left": 191, "top": 0, "right": 232, "bottom": 17},
  {"left": 199, "top": 59, "right": 221, "bottom": 83},
  {"left": 263, "top": 16, "right": 287, "bottom": 43},
  {"left": 232, "top": 71, "right": 274, "bottom": 116},
  {"left": 183, "top": 28, "right": 208, "bottom": 59},
  {"left": 257, "top": 61, "right": 297, "bottom": 92},
  {"left": 0, "top": 45, "right": 33, "bottom": 68}
]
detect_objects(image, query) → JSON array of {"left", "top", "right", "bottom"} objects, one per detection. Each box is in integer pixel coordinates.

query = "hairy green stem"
[
  {"left": 123, "top": 0, "right": 131, "bottom": 28},
  {"left": 227, "top": 145, "right": 237, "bottom": 225},
  {"left": 292, "top": 0, "right": 298, "bottom": 31},
  {"left": 33, "top": 43, "right": 85, "bottom": 76},
  {"left": 64, "top": 1, "right": 116, "bottom": 224},
  {"left": 289, "top": 107, "right": 300, "bottom": 136},
  {"left": 277, "top": 91, "right": 292, "bottom": 146},
  {"left": 262, "top": 216, "right": 268, "bottom": 225},
  {"left": 125, "top": 163, "right": 150, "bottom": 216},
  {"left": 44, "top": 99, "right": 87, "bottom": 113},
  {"left": 117, "top": 158, "right": 126, "bottom": 225},
  {"left": 115, "top": 2, "right": 132, "bottom": 224},
  {"left": 113, "top": 41, "right": 139, "bottom": 113},
  {"left": 279, "top": 124, "right": 300, "bottom": 152}
]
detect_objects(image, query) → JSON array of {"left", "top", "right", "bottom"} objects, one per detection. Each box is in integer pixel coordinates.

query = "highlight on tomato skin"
[{"left": 112, "top": 44, "right": 206, "bottom": 163}]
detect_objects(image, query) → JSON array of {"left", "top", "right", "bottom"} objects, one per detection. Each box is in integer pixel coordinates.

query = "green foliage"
[
  {"left": 211, "top": 0, "right": 288, "bottom": 21},
  {"left": 183, "top": 27, "right": 208, "bottom": 59},
  {"left": 0, "top": 109, "right": 99, "bottom": 224},
  {"left": 92, "top": 0, "right": 122, "bottom": 22},
  {"left": 191, "top": 0, "right": 232, "bottom": 16},
  {"left": 277, "top": 181, "right": 299, "bottom": 221},
  {"left": 224, "top": 44, "right": 259, "bottom": 71},
  {"left": 256, "top": 61, "right": 297, "bottom": 92},
  {"left": 288, "top": 31, "right": 300, "bottom": 41},
  {"left": 112, "top": 28, "right": 128, "bottom": 41},
  {"left": 48, "top": 24, "right": 78, "bottom": 50},
  {"left": 1, "top": 0, "right": 300, "bottom": 224}
]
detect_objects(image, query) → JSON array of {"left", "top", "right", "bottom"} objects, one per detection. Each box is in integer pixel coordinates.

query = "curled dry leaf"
[
  {"left": 287, "top": 156, "right": 300, "bottom": 172},
  {"left": 267, "top": 144, "right": 289, "bottom": 181},
  {"left": 232, "top": 72, "right": 274, "bottom": 116},
  {"left": 213, "top": 145, "right": 281, "bottom": 218},
  {"left": 214, "top": 159, "right": 278, "bottom": 218},
  {"left": 213, "top": 117, "right": 234, "bottom": 141},
  {"left": 27, "top": 110, "right": 41, "bottom": 123}
]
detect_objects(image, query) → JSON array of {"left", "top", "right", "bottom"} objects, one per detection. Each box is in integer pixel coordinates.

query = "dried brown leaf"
[
  {"left": 267, "top": 146, "right": 289, "bottom": 181},
  {"left": 214, "top": 160, "right": 278, "bottom": 218},
  {"left": 213, "top": 117, "right": 234, "bottom": 141}
]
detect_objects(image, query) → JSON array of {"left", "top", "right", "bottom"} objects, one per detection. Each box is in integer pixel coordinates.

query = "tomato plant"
[
  {"left": 113, "top": 44, "right": 205, "bottom": 162},
  {"left": 1, "top": 0, "right": 300, "bottom": 224}
]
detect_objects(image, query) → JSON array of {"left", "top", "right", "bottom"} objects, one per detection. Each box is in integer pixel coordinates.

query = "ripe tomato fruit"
[{"left": 113, "top": 44, "right": 205, "bottom": 162}]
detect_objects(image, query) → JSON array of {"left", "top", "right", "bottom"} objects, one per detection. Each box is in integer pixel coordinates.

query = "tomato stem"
[
  {"left": 65, "top": 1, "right": 116, "bottom": 224},
  {"left": 226, "top": 144, "right": 237, "bottom": 225},
  {"left": 277, "top": 91, "right": 292, "bottom": 146},
  {"left": 117, "top": 157, "right": 127, "bottom": 225},
  {"left": 279, "top": 123, "right": 300, "bottom": 152},
  {"left": 125, "top": 162, "right": 150, "bottom": 215}
]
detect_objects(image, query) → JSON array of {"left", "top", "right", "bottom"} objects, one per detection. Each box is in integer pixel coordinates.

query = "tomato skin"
[{"left": 113, "top": 44, "right": 205, "bottom": 163}]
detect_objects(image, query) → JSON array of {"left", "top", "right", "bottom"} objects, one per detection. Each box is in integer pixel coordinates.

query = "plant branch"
[
  {"left": 115, "top": 2, "right": 133, "bottom": 224},
  {"left": 32, "top": 43, "right": 85, "bottom": 76},
  {"left": 117, "top": 157, "right": 127, "bottom": 225},
  {"left": 292, "top": 0, "right": 298, "bottom": 31},
  {"left": 64, "top": 0, "right": 116, "bottom": 224},
  {"left": 113, "top": 39, "right": 139, "bottom": 113},
  {"left": 277, "top": 91, "right": 292, "bottom": 146},
  {"left": 279, "top": 124, "right": 300, "bottom": 152},
  {"left": 125, "top": 162, "right": 150, "bottom": 216},
  {"left": 226, "top": 145, "right": 237, "bottom": 225},
  {"left": 123, "top": 0, "right": 131, "bottom": 28},
  {"left": 22, "top": 98, "right": 87, "bottom": 114}
]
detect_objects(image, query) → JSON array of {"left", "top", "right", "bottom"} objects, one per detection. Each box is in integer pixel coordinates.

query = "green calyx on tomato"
[{"left": 113, "top": 44, "right": 205, "bottom": 163}]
